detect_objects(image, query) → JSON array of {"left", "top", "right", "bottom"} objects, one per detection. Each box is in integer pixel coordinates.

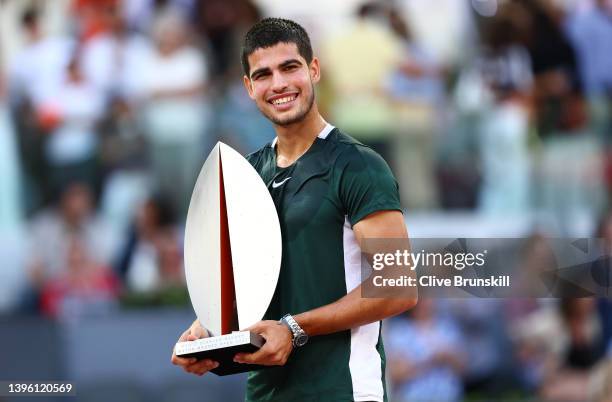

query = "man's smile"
[{"left": 267, "top": 92, "right": 299, "bottom": 111}]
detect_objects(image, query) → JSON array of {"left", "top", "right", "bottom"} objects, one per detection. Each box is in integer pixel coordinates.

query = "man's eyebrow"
[
  {"left": 250, "top": 59, "right": 303, "bottom": 79},
  {"left": 278, "top": 59, "right": 303, "bottom": 68},
  {"left": 250, "top": 67, "right": 271, "bottom": 79}
]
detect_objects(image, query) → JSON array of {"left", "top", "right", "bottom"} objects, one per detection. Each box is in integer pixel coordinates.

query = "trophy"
[{"left": 174, "top": 142, "right": 282, "bottom": 376}]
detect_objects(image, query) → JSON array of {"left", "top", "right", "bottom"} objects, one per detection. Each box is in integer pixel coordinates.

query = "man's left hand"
[{"left": 234, "top": 320, "right": 293, "bottom": 366}]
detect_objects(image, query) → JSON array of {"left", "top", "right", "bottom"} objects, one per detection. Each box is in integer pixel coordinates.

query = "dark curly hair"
[{"left": 241, "top": 17, "right": 313, "bottom": 76}]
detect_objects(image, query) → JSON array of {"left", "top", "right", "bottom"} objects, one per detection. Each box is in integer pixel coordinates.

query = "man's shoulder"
[
  {"left": 327, "top": 128, "right": 390, "bottom": 170},
  {"left": 327, "top": 127, "right": 364, "bottom": 149},
  {"left": 245, "top": 143, "right": 273, "bottom": 170}
]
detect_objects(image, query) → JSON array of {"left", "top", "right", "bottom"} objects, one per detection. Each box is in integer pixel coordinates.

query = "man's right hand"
[{"left": 170, "top": 320, "right": 219, "bottom": 376}]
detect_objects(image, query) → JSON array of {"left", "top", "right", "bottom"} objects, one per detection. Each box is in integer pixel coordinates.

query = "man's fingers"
[
  {"left": 234, "top": 352, "right": 255, "bottom": 364},
  {"left": 183, "top": 359, "right": 219, "bottom": 375},
  {"left": 245, "top": 320, "right": 271, "bottom": 334},
  {"left": 178, "top": 332, "right": 200, "bottom": 343},
  {"left": 178, "top": 330, "right": 191, "bottom": 342},
  {"left": 171, "top": 355, "right": 197, "bottom": 366},
  {"left": 235, "top": 348, "right": 288, "bottom": 366},
  {"left": 235, "top": 346, "right": 270, "bottom": 365},
  {"left": 172, "top": 322, "right": 216, "bottom": 375},
  {"left": 244, "top": 324, "right": 260, "bottom": 333},
  {"left": 194, "top": 324, "right": 210, "bottom": 338}
]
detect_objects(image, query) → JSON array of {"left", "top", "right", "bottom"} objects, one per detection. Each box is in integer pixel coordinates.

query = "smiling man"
[{"left": 171, "top": 18, "right": 417, "bottom": 402}]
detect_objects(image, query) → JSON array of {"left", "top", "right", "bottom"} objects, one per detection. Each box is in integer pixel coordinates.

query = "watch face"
[{"left": 294, "top": 333, "right": 308, "bottom": 347}]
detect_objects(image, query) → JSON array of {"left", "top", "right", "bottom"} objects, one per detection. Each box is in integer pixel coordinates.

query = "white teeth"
[{"left": 272, "top": 95, "right": 296, "bottom": 105}]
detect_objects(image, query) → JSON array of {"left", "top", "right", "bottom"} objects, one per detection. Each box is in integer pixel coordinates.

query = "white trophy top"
[{"left": 184, "top": 142, "right": 282, "bottom": 336}]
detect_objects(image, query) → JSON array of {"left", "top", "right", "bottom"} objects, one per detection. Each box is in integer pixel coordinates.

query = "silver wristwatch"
[{"left": 280, "top": 314, "right": 309, "bottom": 348}]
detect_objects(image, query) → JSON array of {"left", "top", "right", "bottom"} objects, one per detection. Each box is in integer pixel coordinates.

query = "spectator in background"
[
  {"left": 7, "top": 7, "right": 75, "bottom": 109},
  {"left": 511, "top": 297, "right": 609, "bottom": 401},
  {"left": 8, "top": 7, "right": 75, "bottom": 211},
  {"left": 115, "top": 196, "right": 183, "bottom": 294},
  {"left": 565, "top": 0, "right": 612, "bottom": 121},
  {"left": 386, "top": 300, "right": 465, "bottom": 402},
  {"left": 25, "top": 182, "right": 117, "bottom": 312},
  {"left": 322, "top": 1, "right": 401, "bottom": 165},
  {"left": 510, "top": 298, "right": 564, "bottom": 394},
  {"left": 139, "top": 10, "right": 209, "bottom": 216},
  {"left": 80, "top": 4, "right": 150, "bottom": 106},
  {"left": 43, "top": 54, "right": 105, "bottom": 200},
  {"left": 81, "top": 2, "right": 152, "bottom": 235},
  {"left": 506, "top": 235, "right": 561, "bottom": 393},
  {"left": 440, "top": 298, "right": 509, "bottom": 397},
  {"left": 196, "top": 0, "right": 255, "bottom": 78},
  {"left": 40, "top": 236, "right": 119, "bottom": 321},
  {"left": 384, "top": 7, "right": 444, "bottom": 210},
  {"left": 517, "top": 0, "right": 584, "bottom": 135},
  {"left": 540, "top": 298, "right": 608, "bottom": 401},
  {"left": 474, "top": 2, "right": 533, "bottom": 216},
  {"left": 96, "top": 91, "right": 151, "bottom": 239},
  {"left": 395, "top": 0, "right": 476, "bottom": 68},
  {"left": 71, "top": 0, "right": 120, "bottom": 43},
  {"left": 565, "top": 0, "right": 612, "bottom": 195},
  {"left": 519, "top": 0, "right": 604, "bottom": 235},
  {"left": 122, "top": 0, "right": 197, "bottom": 35},
  {"left": 393, "top": 0, "right": 477, "bottom": 210}
]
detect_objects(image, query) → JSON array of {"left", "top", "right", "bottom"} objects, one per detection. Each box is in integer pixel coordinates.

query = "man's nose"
[{"left": 271, "top": 71, "right": 288, "bottom": 92}]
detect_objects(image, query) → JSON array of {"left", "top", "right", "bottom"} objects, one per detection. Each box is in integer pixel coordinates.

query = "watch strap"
[{"left": 280, "top": 314, "right": 308, "bottom": 347}]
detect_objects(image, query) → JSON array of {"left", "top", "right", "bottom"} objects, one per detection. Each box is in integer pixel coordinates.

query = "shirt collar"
[{"left": 270, "top": 122, "right": 335, "bottom": 148}]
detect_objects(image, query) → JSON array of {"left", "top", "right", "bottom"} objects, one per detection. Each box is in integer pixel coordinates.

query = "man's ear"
[
  {"left": 243, "top": 75, "right": 255, "bottom": 99},
  {"left": 309, "top": 57, "right": 321, "bottom": 84}
]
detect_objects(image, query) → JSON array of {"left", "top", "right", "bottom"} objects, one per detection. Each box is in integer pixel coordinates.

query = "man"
[{"left": 171, "top": 18, "right": 417, "bottom": 402}]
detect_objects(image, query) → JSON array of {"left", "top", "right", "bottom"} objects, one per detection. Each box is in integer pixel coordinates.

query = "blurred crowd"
[
  {"left": 1, "top": 0, "right": 612, "bottom": 400},
  {"left": 0, "top": 0, "right": 271, "bottom": 320}
]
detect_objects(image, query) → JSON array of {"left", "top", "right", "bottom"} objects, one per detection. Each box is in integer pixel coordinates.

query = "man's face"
[{"left": 243, "top": 42, "right": 320, "bottom": 126}]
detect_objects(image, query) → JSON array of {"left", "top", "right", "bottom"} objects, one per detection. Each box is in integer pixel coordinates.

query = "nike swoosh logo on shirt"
[{"left": 272, "top": 177, "right": 292, "bottom": 188}]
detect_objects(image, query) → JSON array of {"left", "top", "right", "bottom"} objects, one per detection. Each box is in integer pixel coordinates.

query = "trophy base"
[{"left": 175, "top": 331, "right": 265, "bottom": 376}]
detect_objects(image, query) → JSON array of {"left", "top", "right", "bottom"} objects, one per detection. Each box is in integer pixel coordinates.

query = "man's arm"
[
  {"left": 235, "top": 210, "right": 417, "bottom": 366},
  {"left": 294, "top": 210, "right": 416, "bottom": 336}
]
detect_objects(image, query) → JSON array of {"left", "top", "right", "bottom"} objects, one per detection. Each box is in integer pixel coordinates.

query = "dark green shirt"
[{"left": 245, "top": 126, "right": 401, "bottom": 402}]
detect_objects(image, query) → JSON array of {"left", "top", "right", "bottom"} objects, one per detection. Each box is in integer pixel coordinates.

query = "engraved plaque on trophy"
[{"left": 174, "top": 142, "right": 282, "bottom": 376}]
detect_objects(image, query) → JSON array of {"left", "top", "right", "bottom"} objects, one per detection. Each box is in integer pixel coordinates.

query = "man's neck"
[{"left": 274, "top": 107, "right": 327, "bottom": 168}]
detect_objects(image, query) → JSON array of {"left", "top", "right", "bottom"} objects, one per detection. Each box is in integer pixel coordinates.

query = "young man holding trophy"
[{"left": 171, "top": 18, "right": 417, "bottom": 402}]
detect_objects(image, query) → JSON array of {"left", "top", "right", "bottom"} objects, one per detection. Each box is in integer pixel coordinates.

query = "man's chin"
[
  {"left": 273, "top": 116, "right": 305, "bottom": 126},
  {"left": 268, "top": 111, "right": 307, "bottom": 127}
]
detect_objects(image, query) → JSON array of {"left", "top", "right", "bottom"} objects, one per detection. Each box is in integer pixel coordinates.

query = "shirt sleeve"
[{"left": 337, "top": 145, "right": 402, "bottom": 226}]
